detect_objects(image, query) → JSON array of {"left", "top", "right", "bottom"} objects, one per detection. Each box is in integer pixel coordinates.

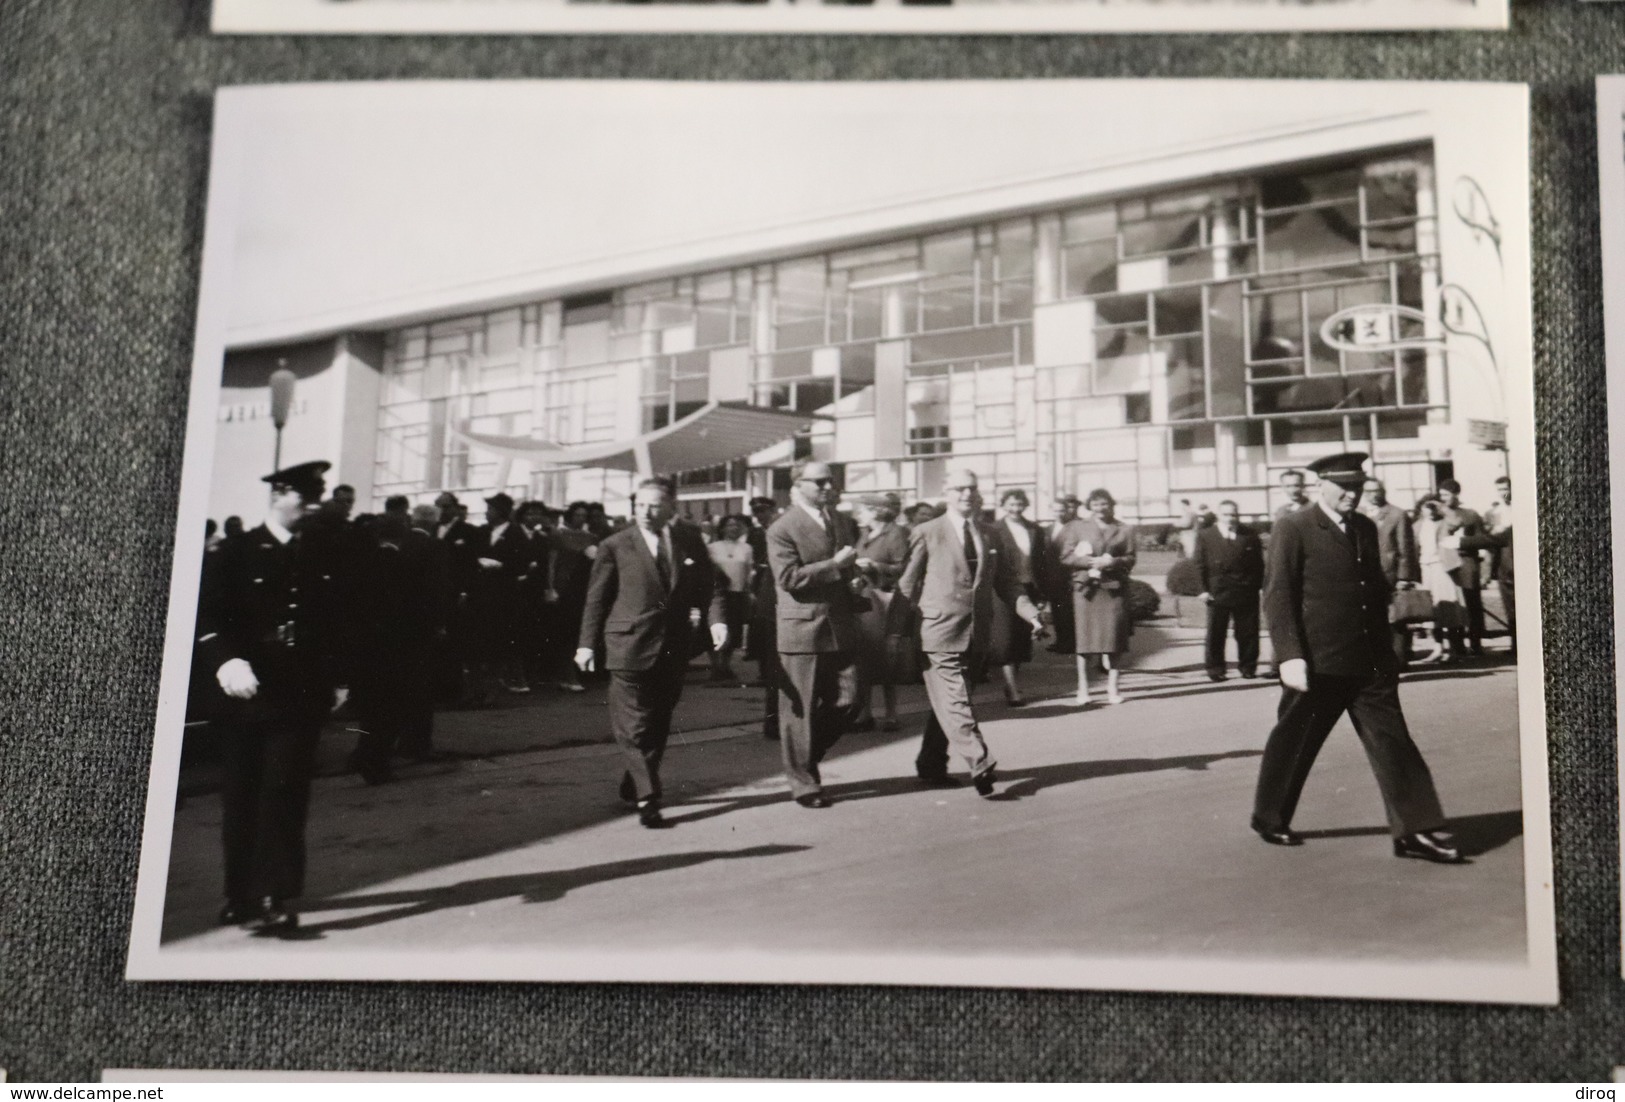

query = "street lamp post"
[{"left": 269, "top": 361, "right": 297, "bottom": 475}]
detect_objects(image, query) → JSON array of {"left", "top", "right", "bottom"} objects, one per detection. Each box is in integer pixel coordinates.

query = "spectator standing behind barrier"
[
  {"left": 1435, "top": 479, "right": 1487, "bottom": 658},
  {"left": 1468, "top": 475, "right": 1516, "bottom": 657},
  {"left": 1194, "top": 499, "right": 1264, "bottom": 682},
  {"left": 994, "top": 488, "right": 1046, "bottom": 708},
  {"left": 1043, "top": 492, "right": 1081, "bottom": 654},
  {"left": 547, "top": 501, "right": 600, "bottom": 693},
  {"left": 1273, "top": 469, "right": 1312, "bottom": 524}
]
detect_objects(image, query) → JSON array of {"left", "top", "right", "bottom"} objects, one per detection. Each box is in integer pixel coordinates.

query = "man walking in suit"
[
  {"left": 196, "top": 460, "right": 350, "bottom": 933},
  {"left": 576, "top": 478, "right": 727, "bottom": 828},
  {"left": 1194, "top": 499, "right": 1264, "bottom": 682},
  {"left": 1250, "top": 452, "right": 1462, "bottom": 863},
  {"left": 766, "top": 460, "right": 861, "bottom": 809},
  {"left": 901, "top": 470, "right": 1042, "bottom": 796},
  {"left": 1361, "top": 477, "right": 1421, "bottom": 664}
]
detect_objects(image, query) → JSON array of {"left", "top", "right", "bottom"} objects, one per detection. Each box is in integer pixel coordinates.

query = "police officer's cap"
[
  {"left": 261, "top": 460, "right": 331, "bottom": 502},
  {"left": 485, "top": 491, "right": 515, "bottom": 513},
  {"left": 1306, "top": 451, "right": 1369, "bottom": 486}
]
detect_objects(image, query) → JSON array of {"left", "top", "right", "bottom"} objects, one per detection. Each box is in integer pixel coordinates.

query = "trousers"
[
  {"left": 776, "top": 650, "right": 855, "bottom": 797},
  {"left": 1252, "top": 671, "right": 1447, "bottom": 838},
  {"left": 607, "top": 651, "right": 690, "bottom": 802},
  {"left": 915, "top": 650, "right": 996, "bottom": 780},
  {"left": 1204, "top": 599, "right": 1259, "bottom": 676}
]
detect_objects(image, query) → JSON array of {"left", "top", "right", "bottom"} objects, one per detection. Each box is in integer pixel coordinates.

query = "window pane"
[
  {"left": 1399, "top": 349, "right": 1430, "bottom": 406},
  {"left": 920, "top": 274, "right": 976, "bottom": 332},
  {"left": 1364, "top": 164, "right": 1420, "bottom": 222},
  {"left": 1096, "top": 326, "right": 1148, "bottom": 362},
  {"left": 1094, "top": 293, "right": 1148, "bottom": 326},
  {"left": 910, "top": 326, "right": 1015, "bottom": 367},
  {"left": 1154, "top": 286, "right": 1204, "bottom": 336},
  {"left": 1250, "top": 291, "right": 1303, "bottom": 363},
  {"left": 841, "top": 342, "right": 877, "bottom": 392},
  {"left": 923, "top": 230, "right": 975, "bottom": 278},
  {"left": 796, "top": 379, "right": 836, "bottom": 413},
  {"left": 1064, "top": 205, "right": 1116, "bottom": 242},
  {"left": 1262, "top": 202, "right": 1363, "bottom": 271},
  {"left": 1121, "top": 211, "right": 1203, "bottom": 258},
  {"left": 1064, "top": 240, "right": 1118, "bottom": 298},
  {"left": 1161, "top": 335, "right": 1206, "bottom": 421},
  {"left": 1208, "top": 283, "right": 1246, "bottom": 418}
]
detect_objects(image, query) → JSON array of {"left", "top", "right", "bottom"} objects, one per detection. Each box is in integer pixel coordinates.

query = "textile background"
[{"left": 0, "top": 0, "right": 1621, "bottom": 1081}]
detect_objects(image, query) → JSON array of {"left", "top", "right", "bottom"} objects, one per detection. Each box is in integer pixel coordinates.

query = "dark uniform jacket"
[
  {"left": 766, "top": 504, "right": 862, "bottom": 654},
  {"left": 578, "top": 521, "right": 725, "bottom": 672},
  {"left": 1263, "top": 505, "right": 1396, "bottom": 678},
  {"left": 1194, "top": 523, "right": 1265, "bottom": 608},
  {"left": 195, "top": 522, "right": 346, "bottom": 715}
]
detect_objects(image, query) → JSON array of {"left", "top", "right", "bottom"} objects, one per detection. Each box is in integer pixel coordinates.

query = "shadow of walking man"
[{"left": 278, "top": 843, "right": 810, "bottom": 938}]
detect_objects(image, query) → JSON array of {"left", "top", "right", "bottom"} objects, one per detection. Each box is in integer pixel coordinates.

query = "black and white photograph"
[
  {"left": 210, "top": 0, "right": 1508, "bottom": 35},
  {"left": 126, "top": 79, "right": 1550, "bottom": 1002}
]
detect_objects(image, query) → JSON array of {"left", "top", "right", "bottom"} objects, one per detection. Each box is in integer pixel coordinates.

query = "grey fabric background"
[{"left": 1, "top": 0, "right": 1621, "bottom": 1081}]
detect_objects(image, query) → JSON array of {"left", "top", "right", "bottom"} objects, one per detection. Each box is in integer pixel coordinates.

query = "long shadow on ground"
[{"left": 273, "top": 843, "right": 810, "bottom": 939}]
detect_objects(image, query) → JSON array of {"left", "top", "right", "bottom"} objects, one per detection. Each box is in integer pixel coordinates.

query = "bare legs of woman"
[
  {"left": 1074, "top": 654, "right": 1124, "bottom": 706},
  {"left": 1001, "top": 664, "right": 1025, "bottom": 707}
]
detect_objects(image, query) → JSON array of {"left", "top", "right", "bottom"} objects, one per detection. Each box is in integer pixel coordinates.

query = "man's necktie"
[
  {"left": 657, "top": 530, "right": 674, "bottom": 591},
  {"left": 963, "top": 520, "right": 979, "bottom": 577}
]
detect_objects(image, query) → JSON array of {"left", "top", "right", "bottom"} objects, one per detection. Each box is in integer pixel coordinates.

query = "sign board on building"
[
  {"left": 1467, "top": 418, "right": 1508, "bottom": 449},
  {"left": 1318, "top": 303, "right": 1433, "bottom": 354}
]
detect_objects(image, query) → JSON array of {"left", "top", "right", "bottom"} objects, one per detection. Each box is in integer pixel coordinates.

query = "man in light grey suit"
[
  {"left": 766, "top": 460, "right": 862, "bottom": 809},
  {"left": 900, "top": 469, "right": 1042, "bottom": 797},
  {"left": 1361, "top": 477, "right": 1420, "bottom": 664}
]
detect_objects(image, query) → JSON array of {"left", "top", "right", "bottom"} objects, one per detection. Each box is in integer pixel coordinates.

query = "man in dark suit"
[
  {"left": 1251, "top": 452, "right": 1463, "bottom": 864},
  {"left": 1465, "top": 475, "right": 1516, "bottom": 657},
  {"left": 1361, "top": 477, "right": 1421, "bottom": 664},
  {"left": 1436, "top": 478, "right": 1487, "bottom": 656},
  {"left": 1044, "top": 492, "right": 1081, "bottom": 653},
  {"left": 766, "top": 460, "right": 861, "bottom": 808},
  {"left": 1194, "top": 499, "right": 1264, "bottom": 682},
  {"left": 195, "top": 460, "right": 350, "bottom": 933},
  {"left": 900, "top": 470, "right": 1041, "bottom": 796},
  {"left": 576, "top": 478, "right": 727, "bottom": 828}
]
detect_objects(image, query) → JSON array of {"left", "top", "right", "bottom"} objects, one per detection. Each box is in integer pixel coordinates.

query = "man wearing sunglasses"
[{"left": 766, "top": 460, "right": 861, "bottom": 809}]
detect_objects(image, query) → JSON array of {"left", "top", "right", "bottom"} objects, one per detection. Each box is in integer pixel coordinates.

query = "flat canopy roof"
[{"left": 449, "top": 400, "right": 827, "bottom": 477}]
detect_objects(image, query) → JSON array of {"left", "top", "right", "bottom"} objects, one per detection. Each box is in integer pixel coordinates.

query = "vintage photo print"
[
  {"left": 211, "top": 0, "right": 1508, "bottom": 35},
  {"left": 1597, "top": 74, "right": 1625, "bottom": 979},
  {"left": 127, "top": 80, "right": 1551, "bottom": 1002}
]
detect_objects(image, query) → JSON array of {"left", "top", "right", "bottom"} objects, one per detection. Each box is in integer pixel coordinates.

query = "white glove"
[
  {"left": 1278, "top": 658, "right": 1309, "bottom": 693},
  {"left": 574, "top": 647, "right": 596, "bottom": 673},
  {"left": 710, "top": 623, "right": 729, "bottom": 651},
  {"left": 477, "top": 557, "right": 503, "bottom": 570},
  {"left": 216, "top": 658, "right": 259, "bottom": 700}
]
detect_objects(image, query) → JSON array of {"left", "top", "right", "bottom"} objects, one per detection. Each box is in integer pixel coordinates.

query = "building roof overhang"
[{"left": 448, "top": 400, "right": 826, "bottom": 477}]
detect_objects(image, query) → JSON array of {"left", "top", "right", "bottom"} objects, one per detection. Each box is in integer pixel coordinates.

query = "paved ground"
[{"left": 157, "top": 627, "right": 1527, "bottom": 975}]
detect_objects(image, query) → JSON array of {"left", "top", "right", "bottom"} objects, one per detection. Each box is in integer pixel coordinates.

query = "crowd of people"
[{"left": 192, "top": 451, "right": 1509, "bottom": 934}]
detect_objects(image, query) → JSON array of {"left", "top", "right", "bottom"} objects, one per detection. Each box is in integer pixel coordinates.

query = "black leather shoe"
[
  {"left": 795, "top": 793, "right": 833, "bottom": 809},
  {"left": 1207, "top": 672, "right": 1226, "bottom": 683},
  {"left": 1250, "top": 818, "right": 1304, "bottom": 847},
  {"left": 847, "top": 717, "right": 876, "bottom": 733},
  {"left": 247, "top": 897, "right": 298, "bottom": 934},
  {"left": 1240, "top": 670, "right": 1258, "bottom": 679},
  {"left": 917, "top": 773, "right": 960, "bottom": 789},
  {"left": 972, "top": 769, "right": 997, "bottom": 798},
  {"left": 637, "top": 800, "right": 671, "bottom": 829},
  {"left": 219, "top": 899, "right": 266, "bottom": 927},
  {"left": 1394, "top": 831, "right": 1466, "bottom": 864}
]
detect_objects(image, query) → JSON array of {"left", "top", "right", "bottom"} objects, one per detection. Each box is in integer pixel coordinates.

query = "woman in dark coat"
[
  {"left": 849, "top": 492, "right": 913, "bottom": 732},
  {"left": 1055, "top": 487, "right": 1137, "bottom": 706},
  {"left": 991, "top": 488, "right": 1046, "bottom": 706}
]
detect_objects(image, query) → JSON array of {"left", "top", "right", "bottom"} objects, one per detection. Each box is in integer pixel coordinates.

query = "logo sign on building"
[
  {"left": 1467, "top": 418, "right": 1508, "bottom": 449},
  {"left": 1318, "top": 303, "right": 1433, "bottom": 354}
]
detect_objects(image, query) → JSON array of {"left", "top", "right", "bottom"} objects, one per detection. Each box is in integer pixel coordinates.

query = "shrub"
[
  {"left": 1164, "top": 558, "right": 1205, "bottom": 597},
  {"left": 1126, "top": 578, "right": 1162, "bottom": 621}
]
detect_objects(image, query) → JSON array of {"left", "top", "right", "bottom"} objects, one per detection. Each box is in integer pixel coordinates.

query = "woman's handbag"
[{"left": 1389, "top": 587, "right": 1435, "bottom": 624}]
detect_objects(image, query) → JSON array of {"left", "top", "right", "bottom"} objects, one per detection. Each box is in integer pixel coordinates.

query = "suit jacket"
[
  {"left": 997, "top": 516, "right": 1046, "bottom": 590},
  {"left": 437, "top": 518, "right": 487, "bottom": 598},
  {"left": 578, "top": 522, "right": 725, "bottom": 672},
  {"left": 1364, "top": 503, "right": 1419, "bottom": 588},
  {"left": 1194, "top": 524, "right": 1265, "bottom": 607},
  {"left": 767, "top": 503, "right": 860, "bottom": 654},
  {"left": 900, "top": 513, "right": 1034, "bottom": 655},
  {"left": 1263, "top": 505, "right": 1396, "bottom": 678},
  {"left": 1437, "top": 505, "right": 1485, "bottom": 588}
]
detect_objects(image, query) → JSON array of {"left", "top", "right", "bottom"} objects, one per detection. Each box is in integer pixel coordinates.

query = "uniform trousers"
[
  {"left": 1252, "top": 670, "right": 1447, "bottom": 838},
  {"left": 1204, "top": 599, "right": 1259, "bottom": 677},
  {"left": 607, "top": 649, "right": 690, "bottom": 802},
  {"left": 915, "top": 650, "right": 996, "bottom": 780},
  {"left": 776, "top": 650, "right": 854, "bottom": 797},
  {"left": 219, "top": 690, "right": 327, "bottom": 903}
]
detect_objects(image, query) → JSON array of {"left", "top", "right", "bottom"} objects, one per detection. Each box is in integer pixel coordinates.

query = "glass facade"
[{"left": 373, "top": 143, "right": 1443, "bottom": 519}]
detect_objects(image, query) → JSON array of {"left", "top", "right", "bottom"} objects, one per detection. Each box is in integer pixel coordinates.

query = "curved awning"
[{"left": 449, "top": 400, "right": 827, "bottom": 477}]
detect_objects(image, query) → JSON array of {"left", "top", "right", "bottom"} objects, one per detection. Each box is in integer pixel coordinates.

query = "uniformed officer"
[
  {"left": 196, "top": 459, "right": 349, "bottom": 933},
  {"left": 1250, "top": 452, "right": 1464, "bottom": 864}
]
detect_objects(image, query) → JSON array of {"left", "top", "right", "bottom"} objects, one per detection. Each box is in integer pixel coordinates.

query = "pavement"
[{"left": 157, "top": 625, "right": 1528, "bottom": 976}]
